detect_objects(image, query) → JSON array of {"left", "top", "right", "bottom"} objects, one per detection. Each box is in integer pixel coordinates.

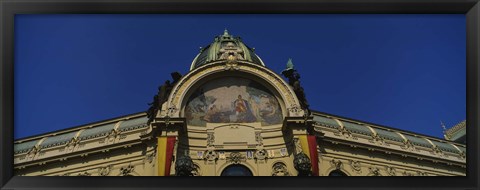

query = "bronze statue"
[
  {"left": 157, "top": 80, "right": 171, "bottom": 108},
  {"left": 281, "top": 58, "right": 310, "bottom": 116},
  {"left": 146, "top": 72, "right": 183, "bottom": 124},
  {"left": 147, "top": 95, "right": 159, "bottom": 124},
  {"left": 175, "top": 155, "right": 195, "bottom": 176},
  {"left": 293, "top": 152, "right": 312, "bottom": 176}
]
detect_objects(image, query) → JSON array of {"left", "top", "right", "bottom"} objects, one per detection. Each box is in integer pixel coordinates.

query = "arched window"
[
  {"left": 329, "top": 169, "right": 347, "bottom": 176},
  {"left": 221, "top": 164, "right": 253, "bottom": 176}
]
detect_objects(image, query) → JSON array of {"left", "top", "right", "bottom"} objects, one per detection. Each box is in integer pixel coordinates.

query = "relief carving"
[
  {"left": 272, "top": 162, "right": 290, "bottom": 176},
  {"left": 368, "top": 166, "right": 381, "bottom": 176},
  {"left": 120, "top": 164, "right": 135, "bottom": 176},
  {"left": 228, "top": 152, "right": 245, "bottom": 164},
  {"left": 402, "top": 171, "right": 414, "bottom": 176},
  {"left": 293, "top": 138, "right": 302, "bottom": 154},
  {"left": 255, "top": 131, "right": 263, "bottom": 146},
  {"left": 349, "top": 160, "right": 362, "bottom": 174},
  {"left": 330, "top": 159, "right": 343, "bottom": 170},
  {"left": 386, "top": 166, "right": 396, "bottom": 176},
  {"left": 207, "top": 132, "right": 215, "bottom": 147},
  {"left": 400, "top": 140, "right": 416, "bottom": 151},
  {"left": 145, "top": 150, "right": 156, "bottom": 164},
  {"left": 369, "top": 134, "right": 385, "bottom": 145},
  {"left": 416, "top": 171, "right": 427, "bottom": 176},
  {"left": 98, "top": 165, "right": 112, "bottom": 176},
  {"left": 77, "top": 171, "right": 91, "bottom": 176},
  {"left": 254, "top": 149, "right": 267, "bottom": 160},
  {"left": 204, "top": 150, "right": 218, "bottom": 162}
]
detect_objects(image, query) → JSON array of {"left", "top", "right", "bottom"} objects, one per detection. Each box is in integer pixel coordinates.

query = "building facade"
[{"left": 13, "top": 31, "right": 466, "bottom": 176}]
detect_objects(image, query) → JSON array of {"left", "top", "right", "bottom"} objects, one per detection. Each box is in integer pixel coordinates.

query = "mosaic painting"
[{"left": 185, "top": 77, "right": 283, "bottom": 126}]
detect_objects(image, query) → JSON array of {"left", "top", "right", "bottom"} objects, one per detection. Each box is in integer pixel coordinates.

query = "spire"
[
  {"left": 286, "top": 58, "right": 294, "bottom": 71},
  {"left": 223, "top": 28, "right": 229, "bottom": 37}
]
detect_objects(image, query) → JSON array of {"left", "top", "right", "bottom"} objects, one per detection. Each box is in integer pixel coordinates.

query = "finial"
[
  {"left": 286, "top": 58, "right": 294, "bottom": 70},
  {"left": 223, "top": 28, "right": 229, "bottom": 36},
  {"left": 441, "top": 120, "right": 447, "bottom": 132}
]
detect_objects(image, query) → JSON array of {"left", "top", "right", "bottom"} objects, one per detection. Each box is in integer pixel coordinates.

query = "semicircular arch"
[{"left": 164, "top": 61, "right": 303, "bottom": 119}]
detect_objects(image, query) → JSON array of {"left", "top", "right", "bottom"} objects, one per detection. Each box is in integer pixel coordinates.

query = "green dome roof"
[{"left": 190, "top": 30, "right": 266, "bottom": 70}]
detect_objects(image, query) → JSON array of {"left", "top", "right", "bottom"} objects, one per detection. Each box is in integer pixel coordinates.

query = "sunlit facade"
[{"left": 13, "top": 31, "right": 466, "bottom": 176}]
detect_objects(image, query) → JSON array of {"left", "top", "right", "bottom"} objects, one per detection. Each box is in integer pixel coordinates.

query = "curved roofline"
[{"left": 189, "top": 53, "right": 201, "bottom": 71}]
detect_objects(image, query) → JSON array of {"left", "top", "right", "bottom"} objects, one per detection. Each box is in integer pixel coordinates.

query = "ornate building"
[{"left": 13, "top": 31, "right": 466, "bottom": 176}]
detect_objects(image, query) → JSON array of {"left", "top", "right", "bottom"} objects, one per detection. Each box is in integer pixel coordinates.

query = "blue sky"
[{"left": 14, "top": 14, "right": 466, "bottom": 140}]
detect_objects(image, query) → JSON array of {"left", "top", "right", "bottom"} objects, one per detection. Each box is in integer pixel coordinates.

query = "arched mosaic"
[{"left": 185, "top": 77, "right": 283, "bottom": 127}]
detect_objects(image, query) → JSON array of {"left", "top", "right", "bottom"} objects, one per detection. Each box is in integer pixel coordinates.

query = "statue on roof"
[
  {"left": 146, "top": 72, "right": 183, "bottom": 124},
  {"left": 281, "top": 58, "right": 310, "bottom": 116}
]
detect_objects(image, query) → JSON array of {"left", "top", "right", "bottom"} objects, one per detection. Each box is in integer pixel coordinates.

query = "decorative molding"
[
  {"left": 204, "top": 150, "right": 218, "bottom": 162},
  {"left": 416, "top": 171, "right": 427, "bottom": 176},
  {"left": 402, "top": 171, "right": 414, "bottom": 176},
  {"left": 272, "top": 162, "right": 290, "bottom": 176},
  {"left": 334, "top": 126, "right": 355, "bottom": 140},
  {"left": 120, "top": 164, "right": 135, "bottom": 176},
  {"left": 167, "top": 105, "right": 179, "bottom": 117},
  {"left": 368, "top": 166, "right": 381, "bottom": 176},
  {"left": 77, "top": 171, "right": 91, "bottom": 176},
  {"left": 254, "top": 149, "right": 267, "bottom": 160},
  {"left": 224, "top": 61, "right": 240, "bottom": 71},
  {"left": 98, "top": 165, "right": 112, "bottom": 176},
  {"left": 330, "top": 159, "right": 342, "bottom": 170},
  {"left": 400, "top": 140, "right": 416, "bottom": 151},
  {"left": 287, "top": 104, "right": 304, "bottom": 117},
  {"left": 145, "top": 150, "right": 156, "bottom": 164},
  {"left": 207, "top": 132, "right": 215, "bottom": 147},
  {"left": 385, "top": 166, "right": 396, "bottom": 176},
  {"left": 369, "top": 133, "right": 385, "bottom": 146},
  {"left": 255, "top": 131, "right": 263, "bottom": 146},
  {"left": 293, "top": 138, "right": 302, "bottom": 154},
  {"left": 227, "top": 152, "right": 245, "bottom": 164},
  {"left": 349, "top": 160, "right": 362, "bottom": 174}
]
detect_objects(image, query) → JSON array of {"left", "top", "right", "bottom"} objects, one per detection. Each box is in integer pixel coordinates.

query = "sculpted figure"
[
  {"left": 281, "top": 59, "right": 310, "bottom": 116},
  {"left": 146, "top": 72, "right": 183, "bottom": 124}
]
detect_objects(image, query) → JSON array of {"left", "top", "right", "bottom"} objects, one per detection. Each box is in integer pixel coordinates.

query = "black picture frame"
[{"left": 1, "top": 0, "right": 478, "bottom": 190}]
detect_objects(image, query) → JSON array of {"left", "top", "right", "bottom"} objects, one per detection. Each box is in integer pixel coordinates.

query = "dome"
[{"left": 190, "top": 30, "right": 266, "bottom": 70}]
